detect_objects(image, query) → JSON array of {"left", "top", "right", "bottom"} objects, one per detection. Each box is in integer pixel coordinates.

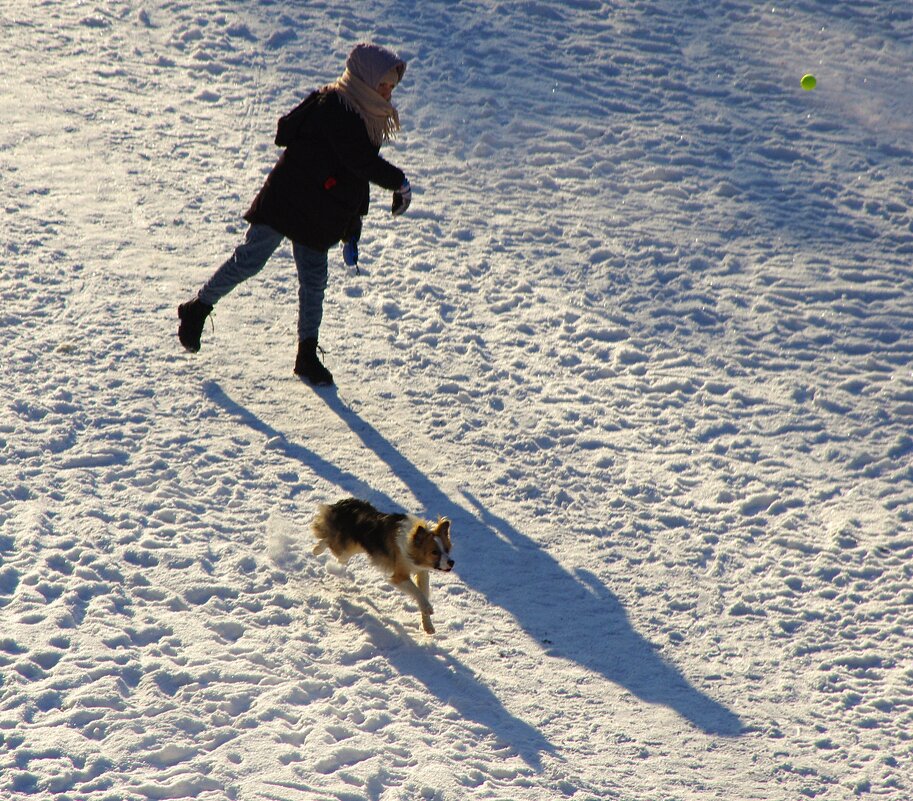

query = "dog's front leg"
[
  {"left": 415, "top": 572, "right": 435, "bottom": 634},
  {"left": 392, "top": 577, "right": 435, "bottom": 633},
  {"left": 419, "top": 613, "right": 435, "bottom": 634},
  {"left": 416, "top": 571, "right": 430, "bottom": 601}
]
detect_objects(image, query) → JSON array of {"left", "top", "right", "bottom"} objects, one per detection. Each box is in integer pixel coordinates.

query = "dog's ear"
[
  {"left": 435, "top": 518, "right": 451, "bottom": 537},
  {"left": 413, "top": 525, "right": 431, "bottom": 543}
]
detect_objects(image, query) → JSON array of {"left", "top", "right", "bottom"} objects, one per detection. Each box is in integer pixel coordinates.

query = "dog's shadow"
[
  {"left": 204, "top": 380, "right": 742, "bottom": 743},
  {"left": 337, "top": 597, "right": 553, "bottom": 769}
]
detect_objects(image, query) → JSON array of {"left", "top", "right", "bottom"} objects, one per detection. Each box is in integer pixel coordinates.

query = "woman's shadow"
[
  {"left": 203, "top": 381, "right": 553, "bottom": 768},
  {"left": 205, "top": 381, "right": 742, "bottom": 740}
]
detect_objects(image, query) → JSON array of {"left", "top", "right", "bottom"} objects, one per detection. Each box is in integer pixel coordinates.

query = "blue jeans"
[{"left": 198, "top": 224, "right": 329, "bottom": 341}]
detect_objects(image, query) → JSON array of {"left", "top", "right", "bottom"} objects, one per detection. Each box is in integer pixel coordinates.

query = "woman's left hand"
[{"left": 392, "top": 179, "right": 412, "bottom": 216}]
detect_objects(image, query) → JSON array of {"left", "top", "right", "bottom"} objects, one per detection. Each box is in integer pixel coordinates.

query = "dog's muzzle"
[{"left": 435, "top": 535, "right": 454, "bottom": 571}]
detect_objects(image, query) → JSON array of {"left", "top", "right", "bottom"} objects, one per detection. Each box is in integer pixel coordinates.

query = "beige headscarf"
[{"left": 327, "top": 43, "right": 406, "bottom": 146}]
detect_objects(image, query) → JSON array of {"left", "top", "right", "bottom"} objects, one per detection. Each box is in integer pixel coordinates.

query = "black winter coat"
[{"left": 244, "top": 90, "right": 406, "bottom": 252}]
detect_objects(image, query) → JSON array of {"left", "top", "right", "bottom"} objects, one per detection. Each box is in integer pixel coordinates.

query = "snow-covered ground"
[{"left": 2, "top": 1, "right": 913, "bottom": 799}]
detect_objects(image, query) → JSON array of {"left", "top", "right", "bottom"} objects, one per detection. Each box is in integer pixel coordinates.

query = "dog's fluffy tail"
[{"left": 311, "top": 504, "right": 332, "bottom": 556}]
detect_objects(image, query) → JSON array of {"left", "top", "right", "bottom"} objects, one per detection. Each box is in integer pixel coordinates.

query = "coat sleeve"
[{"left": 323, "top": 99, "right": 406, "bottom": 191}]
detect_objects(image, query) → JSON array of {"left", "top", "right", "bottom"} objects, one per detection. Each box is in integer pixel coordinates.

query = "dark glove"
[
  {"left": 342, "top": 237, "right": 358, "bottom": 268},
  {"left": 391, "top": 179, "right": 412, "bottom": 217}
]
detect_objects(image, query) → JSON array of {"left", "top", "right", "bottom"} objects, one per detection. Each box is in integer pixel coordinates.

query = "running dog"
[{"left": 311, "top": 498, "right": 454, "bottom": 634}]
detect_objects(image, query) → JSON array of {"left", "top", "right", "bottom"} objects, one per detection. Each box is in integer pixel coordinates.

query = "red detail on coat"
[{"left": 323, "top": 177, "right": 337, "bottom": 190}]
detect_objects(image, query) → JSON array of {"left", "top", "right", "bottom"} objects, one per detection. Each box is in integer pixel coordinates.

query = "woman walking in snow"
[{"left": 177, "top": 42, "right": 412, "bottom": 386}]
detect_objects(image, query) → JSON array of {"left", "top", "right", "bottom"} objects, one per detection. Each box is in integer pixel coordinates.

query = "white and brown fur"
[{"left": 311, "top": 498, "right": 454, "bottom": 634}]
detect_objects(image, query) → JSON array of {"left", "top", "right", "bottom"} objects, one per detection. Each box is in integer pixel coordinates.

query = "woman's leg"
[
  {"left": 198, "top": 224, "right": 284, "bottom": 306},
  {"left": 291, "top": 242, "right": 332, "bottom": 385},
  {"left": 178, "top": 224, "right": 284, "bottom": 352},
  {"left": 291, "top": 241, "right": 329, "bottom": 342}
]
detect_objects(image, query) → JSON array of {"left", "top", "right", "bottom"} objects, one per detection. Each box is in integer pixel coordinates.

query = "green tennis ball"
[{"left": 801, "top": 74, "right": 817, "bottom": 91}]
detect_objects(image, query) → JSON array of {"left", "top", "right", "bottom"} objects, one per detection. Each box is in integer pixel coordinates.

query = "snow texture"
[{"left": 2, "top": 1, "right": 913, "bottom": 799}]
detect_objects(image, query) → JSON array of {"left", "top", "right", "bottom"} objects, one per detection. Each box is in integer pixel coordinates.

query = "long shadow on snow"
[
  {"left": 340, "top": 599, "right": 553, "bottom": 769},
  {"left": 316, "top": 391, "right": 744, "bottom": 738},
  {"left": 204, "top": 380, "right": 553, "bottom": 767},
  {"left": 205, "top": 380, "right": 741, "bottom": 737}
]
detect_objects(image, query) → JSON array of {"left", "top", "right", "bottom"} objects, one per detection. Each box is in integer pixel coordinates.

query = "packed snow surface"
[{"left": 2, "top": 1, "right": 913, "bottom": 799}]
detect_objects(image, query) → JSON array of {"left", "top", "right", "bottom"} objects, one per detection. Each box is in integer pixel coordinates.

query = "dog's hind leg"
[{"left": 312, "top": 540, "right": 328, "bottom": 556}]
